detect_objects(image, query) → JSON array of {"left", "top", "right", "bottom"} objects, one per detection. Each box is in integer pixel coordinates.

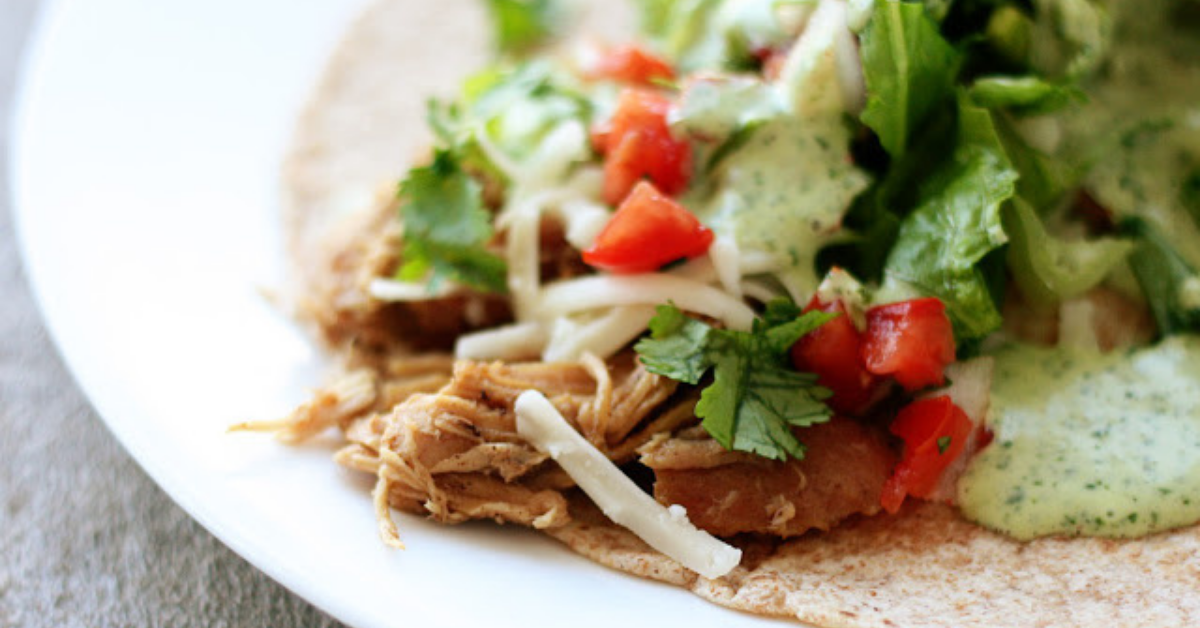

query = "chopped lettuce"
[
  {"left": 484, "top": 0, "right": 562, "bottom": 56},
  {"left": 968, "top": 76, "right": 1084, "bottom": 116},
  {"left": 1184, "top": 170, "right": 1200, "bottom": 228},
  {"left": 1003, "top": 198, "right": 1133, "bottom": 303},
  {"left": 679, "top": 2, "right": 870, "bottom": 300},
  {"left": 881, "top": 97, "right": 1017, "bottom": 339},
  {"left": 396, "top": 150, "right": 508, "bottom": 293},
  {"left": 428, "top": 61, "right": 593, "bottom": 180},
  {"left": 992, "top": 114, "right": 1073, "bottom": 211},
  {"left": 1027, "top": 0, "right": 1111, "bottom": 80},
  {"left": 1121, "top": 218, "right": 1200, "bottom": 335},
  {"left": 636, "top": 304, "right": 836, "bottom": 461},
  {"left": 637, "top": 0, "right": 796, "bottom": 72},
  {"left": 859, "top": 0, "right": 960, "bottom": 157}
]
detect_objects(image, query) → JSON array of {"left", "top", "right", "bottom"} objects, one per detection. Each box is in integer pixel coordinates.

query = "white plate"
[{"left": 11, "top": 2, "right": 791, "bottom": 626}]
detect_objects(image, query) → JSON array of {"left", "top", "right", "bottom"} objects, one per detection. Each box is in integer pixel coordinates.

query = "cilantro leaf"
[
  {"left": 760, "top": 297, "right": 805, "bottom": 328},
  {"left": 637, "top": 304, "right": 835, "bottom": 461},
  {"left": 484, "top": 0, "right": 561, "bottom": 56},
  {"left": 635, "top": 305, "right": 713, "bottom": 385},
  {"left": 396, "top": 150, "right": 508, "bottom": 293},
  {"left": 698, "top": 325, "right": 833, "bottom": 461},
  {"left": 859, "top": 0, "right": 961, "bottom": 157}
]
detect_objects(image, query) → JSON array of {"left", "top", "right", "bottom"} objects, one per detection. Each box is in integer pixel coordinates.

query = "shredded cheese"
[
  {"left": 514, "top": 390, "right": 743, "bottom": 579},
  {"left": 830, "top": 0, "right": 866, "bottom": 114},
  {"left": 506, "top": 200, "right": 543, "bottom": 321},
  {"left": 537, "top": 274, "right": 757, "bottom": 331},
  {"left": 541, "top": 306, "right": 658, "bottom": 363},
  {"left": 708, "top": 235, "right": 743, "bottom": 298},
  {"left": 455, "top": 322, "right": 549, "bottom": 360},
  {"left": 369, "top": 278, "right": 457, "bottom": 301},
  {"left": 556, "top": 196, "right": 610, "bottom": 251}
]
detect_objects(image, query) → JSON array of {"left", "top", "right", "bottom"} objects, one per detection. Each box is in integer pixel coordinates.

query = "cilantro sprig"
[
  {"left": 635, "top": 303, "right": 837, "bottom": 461},
  {"left": 395, "top": 150, "right": 508, "bottom": 293}
]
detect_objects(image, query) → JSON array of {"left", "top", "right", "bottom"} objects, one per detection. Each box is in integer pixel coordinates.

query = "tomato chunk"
[
  {"left": 790, "top": 297, "right": 880, "bottom": 415},
  {"left": 596, "top": 89, "right": 692, "bottom": 205},
  {"left": 861, "top": 298, "right": 955, "bottom": 391},
  {"left": 879, "top": 396, "right": 974, "bottom": 514},
  {"left": 582, "top": 181, "right": 713, "bottom": 273},
  {"left": 586, "top": 45, "right": 675, "bottom": 85}
]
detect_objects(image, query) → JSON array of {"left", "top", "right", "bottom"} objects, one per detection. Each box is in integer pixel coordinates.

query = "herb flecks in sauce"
[{"left": 958, "top": 337, "right": 1200, "bottom": 540}]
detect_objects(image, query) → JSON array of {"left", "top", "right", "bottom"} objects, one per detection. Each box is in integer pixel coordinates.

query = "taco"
[{"left": 260, "top": 0, "right": 1200, "bottom": 625}]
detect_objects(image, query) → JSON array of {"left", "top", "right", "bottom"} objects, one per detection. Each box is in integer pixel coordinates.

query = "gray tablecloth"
[{"left": 0, "top": 4, "right": 345, "bottom": 626}]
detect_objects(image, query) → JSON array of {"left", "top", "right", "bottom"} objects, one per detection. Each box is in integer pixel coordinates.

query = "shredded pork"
[
  {"left": 294, "top": 197, "right": 512, "bottom": 354},
  {"left": 335, "top": 352, "right": 691, "bottom": 544},
  {"left": 639, "top": 419, "right": 896, "bottom": 537}
]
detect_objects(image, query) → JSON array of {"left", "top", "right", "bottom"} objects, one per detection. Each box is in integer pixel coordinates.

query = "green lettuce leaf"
[
  {"left": 859, "top": 0, "right": 961, "bottom": 157},
  {"left": 1121, "top": 218, "right": 1200, "bottom": 335},
  {"left": 1004, "top": 198, "right": 1133, "bottom": 303},
  {"left": 1028, "top": 0, "right": 1111, "bottom": 80},
  {"left": 992, "top": 114, "right": 1074, "bottom": 211},
  {"left": 636, "top": 0, "right": 791, "bottom": 72},
  {"left": 484, "top": 0, "right": 562, "bottom": 55},
  {"left": 429, "top": 61, "right": 592, "bottom": 174},
  {"left": 1184, "top": 169, "right": 1200, "bottom": 229},
  {"left": 882, "top": 96, "right": 1017, "bottom": 339},
  {"left": 968, "top": 75, "right": 1084, "bottom": 116}
]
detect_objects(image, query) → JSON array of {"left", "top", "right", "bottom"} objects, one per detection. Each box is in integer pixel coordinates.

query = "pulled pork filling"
[
  {"left": 252, "top": 158, "right": 1155, "bottom": 548},
  {"left": 252, "top": 0, "right": 1200, "bottom": 565},
  {"left": 251, "top": 196, "right": 901, "bottom": 544}
]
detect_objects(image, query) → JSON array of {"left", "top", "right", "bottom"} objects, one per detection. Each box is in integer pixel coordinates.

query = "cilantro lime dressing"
[
  {"left": 681, "top": 0, "right": 870, "bottom": 298},
  {"left": 1059, "top": 0, "right": 1200, "bottom": 268},
  {"left": 699, "top": 117, "right": 869, "bottom": 292},
  {"left": 958, "top": 337, "right": 1200, "bottom": 540}
]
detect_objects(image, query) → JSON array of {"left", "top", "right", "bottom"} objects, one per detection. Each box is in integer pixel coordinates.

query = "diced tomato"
[
  {"left": 790, "top": 297, "right": 880, "bottom": 415},
  {"left": 596, "top": 89, "right": 692, "bottom": 205},
  {"left": 861, "top": 298, "right": 955, "bottom": 392},
  {"left": 582, "top": 181, "right": 713, "bottom": 273},
  {"left": 586, "top": 45, "right": 675, "bottom": 85},
  {"left": 880, "top": 396, "right": 974, "bottom": 514}
]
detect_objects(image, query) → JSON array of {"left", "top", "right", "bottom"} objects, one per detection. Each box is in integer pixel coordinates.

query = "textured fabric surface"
[{"left": 0, "top": 4, "right": 344, "bottom": 626}]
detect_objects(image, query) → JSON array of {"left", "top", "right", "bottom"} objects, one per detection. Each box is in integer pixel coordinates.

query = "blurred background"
[{"left": 0, "top": 3, "right": 344, "bottom": 626}]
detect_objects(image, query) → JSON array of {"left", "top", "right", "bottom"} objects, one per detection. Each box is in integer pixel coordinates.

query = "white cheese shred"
[
  {"left": 455, "top": 322, "right": 549, "bottom": 360},
  {"left": 542, "top": 306, "right": 658, "bottom": 363},
  {"left": 506, "top": 201, "right": 543, "bottom": 321},
  {"left": 368, "top": 278, "right": 456, "bottom": 301},
  {"left": 537, "top": 275, "right": 757, "bottom": 331},
  {"left": 514, "top": 390, "right": 743, "bottom": 580},
  {"left": 708, "top": 236, "right": 743, "bottom": 299}
]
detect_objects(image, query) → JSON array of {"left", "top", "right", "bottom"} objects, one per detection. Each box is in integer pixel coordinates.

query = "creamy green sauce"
[
  {"left": 1059, "top": 0, "right": 1200, "bottom": 267},
  {"left": 679, "top": 5, "right": 870, "bottom": 296},
  {"left": 958, "top": 336, "right": 1200, "bottom": 540}
]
